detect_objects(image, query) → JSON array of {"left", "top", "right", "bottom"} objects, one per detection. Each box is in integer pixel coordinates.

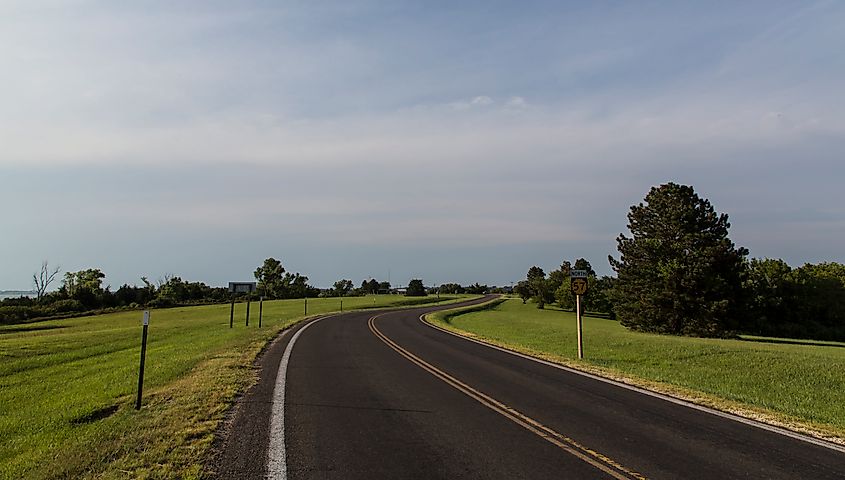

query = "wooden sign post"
[
  {"left": 259, "top": 296, "right": 263, "bottom": 328},
  {"left": 570, "top": 270, "right": 589, "bottom": 359},
  {"left": 229, "top": 299, "right": 234, "bottom": 329},
  {"left": 246, "top": 298, "right": 250, "bottom": 327}
]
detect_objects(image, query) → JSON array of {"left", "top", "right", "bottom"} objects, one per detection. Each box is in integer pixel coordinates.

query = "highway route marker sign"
[
  {"left": 570, "top": 278, "right": 589, "bottom": 296},
  {"left": 570, "top": 269, "right": 588, "bottom": 278},
  {"left": 570, "top": 270, "right": 588, "bottom": 359}
]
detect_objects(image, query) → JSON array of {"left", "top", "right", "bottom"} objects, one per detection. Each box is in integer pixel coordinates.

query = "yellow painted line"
[
  {"left": 420, "top": 313, "right": 845, "bottom": 457},
  {"left": 368, "top": 314, "right": 646, "bottom": 480}
]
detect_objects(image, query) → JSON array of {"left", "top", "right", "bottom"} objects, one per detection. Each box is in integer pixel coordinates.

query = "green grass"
[
  {"left": 429, "top": 298, "right": 845, "bottom": 441},
  {"left": 0, "top": 294, "right": 471, "bottom": 479}
]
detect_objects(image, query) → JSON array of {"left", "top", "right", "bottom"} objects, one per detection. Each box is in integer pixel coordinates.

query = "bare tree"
[
  {"left": 157, "top": 273, "right": 174, "bottom": 289},
  {"left": 33, "top": 261, "right": 61, "bottom": 301}
]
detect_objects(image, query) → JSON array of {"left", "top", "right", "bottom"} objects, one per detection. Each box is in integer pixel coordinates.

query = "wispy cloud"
[{"left": 1, "top": 1, "right": 844, "bottom": 287}]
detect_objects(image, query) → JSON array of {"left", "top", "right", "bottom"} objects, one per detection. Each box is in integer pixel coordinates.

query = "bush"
[
  {"left": 147, "top": 297, "right": 175, "bottom": 309},
  {"left": 0, "top": 306, "right": 38, "bottom": 324},
  {"left": 0, "top": 299, "right": 87, "bottom": 324},
  {"left": 47, "top": 299, "right": 84, "bottom": 314}
]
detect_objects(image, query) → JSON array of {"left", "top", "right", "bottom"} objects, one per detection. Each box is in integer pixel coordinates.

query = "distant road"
[{"left": 212, "top": 296, "right": 845, "bottom": 479}]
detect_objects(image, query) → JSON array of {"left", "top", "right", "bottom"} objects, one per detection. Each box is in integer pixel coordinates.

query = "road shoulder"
[{"left": 423, "top": 302, "right": 845, "bottom": 451}]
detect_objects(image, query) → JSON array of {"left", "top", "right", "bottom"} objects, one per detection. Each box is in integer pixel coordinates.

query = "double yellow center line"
[{"left": 368, "top": 314, "right": 646, "bottom": 480}]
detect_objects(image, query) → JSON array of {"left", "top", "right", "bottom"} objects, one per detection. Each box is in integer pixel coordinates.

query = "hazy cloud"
[{"left": 2, "top": 1, "right": 844, "bottom": 288}]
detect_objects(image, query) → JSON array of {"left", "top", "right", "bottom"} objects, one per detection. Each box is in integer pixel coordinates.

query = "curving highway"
[{"left": 211, "top": 297, "right": 845, "bottom": 479}]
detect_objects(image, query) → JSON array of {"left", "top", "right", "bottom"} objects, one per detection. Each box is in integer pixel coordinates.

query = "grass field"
[
  {"left": 429, "top": 298, "right": 845, "bottom": 441},
  {"left": 0, "top": 294, "right": 471, "bottom": 480}
]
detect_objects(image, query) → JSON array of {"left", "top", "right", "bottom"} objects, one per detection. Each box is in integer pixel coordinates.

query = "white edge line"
[
  {"left": 419, "top": 313, "right": 845, "bottom": 454},
  {"left": 267, "top": 315, "right": 335, "bottom": 479}
]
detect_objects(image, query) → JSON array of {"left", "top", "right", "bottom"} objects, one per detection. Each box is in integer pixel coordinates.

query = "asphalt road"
[{"left": 211, "top": 297, "right": 845, "bottom": 479}]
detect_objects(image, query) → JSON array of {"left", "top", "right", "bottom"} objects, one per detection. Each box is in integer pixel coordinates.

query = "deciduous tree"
[
  {"left": 254, "top": 258, "right": 286, "bottom": 298},
  {"left": 406, "top": 279, "right": 427, "bottom": 296},
  {"left": 525, "top": 266, "right": 553, "bottom": 308},
  {"left": 439, "top": 283, "right": 464, "bottom": 294},
  {"left": 513, "top": 281, "right": 531, "bottom": 304},
  {"left": 333, "top": 279, "right": 354, "bottom": 297},
  {"left": 360, "top": 279, "right": 381, "bottom": 294},
  {"left": 60, "top": 268, "right": 106, "bottom": 309}
]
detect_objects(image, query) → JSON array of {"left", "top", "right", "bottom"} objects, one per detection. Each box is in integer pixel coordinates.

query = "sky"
[{"left": 2, "top": 1, "right": 844, "bottom": 290}]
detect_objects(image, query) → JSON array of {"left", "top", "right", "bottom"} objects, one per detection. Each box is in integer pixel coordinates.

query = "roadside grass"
[
  {"left": 0, "top": 294, "right": 470, "bottom": 479},
  {"left": 428, "top": 298, "right": 845, "bottom": 442}
]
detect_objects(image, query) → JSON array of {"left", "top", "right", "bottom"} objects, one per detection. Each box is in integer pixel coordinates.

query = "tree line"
[
  {"left": 1, "top": 256, "right": 460, "bottom": 324},
  {"left": 438, "top": 283, "right": 490, "bottom": 295},
  {"left": 513, "top": 259, "right": 614, "bottom": 315},
  {"left": 516, "top": 183, "right": 845, "bottom": 341},
  {"left": 0, "top": 269, "right": 233, "bottom": 324},
  {"left": 2, "top": 258, "right": 323, "bottom": 324},
  {"left": 253, "top": 257, "right": 406, "bottom": 298}
]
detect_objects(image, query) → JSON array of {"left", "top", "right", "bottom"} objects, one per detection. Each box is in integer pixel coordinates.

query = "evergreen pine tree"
[{"left": 609, "top": 183, "right": 748, "bottom": 336}]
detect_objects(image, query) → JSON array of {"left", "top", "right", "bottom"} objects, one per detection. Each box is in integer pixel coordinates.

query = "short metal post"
[
  {"left": 259, "top": 296, "right": 263, "bottom": 328},
  {"left": 304, "top": 296, "right": 307, "bottom": 315},
  {"left": 246, "top": 298, "right": 251, "bottom": 326},
  {"left": 576, "top": 295, "right": 584, "bottom": 359},
  {"left": 136, "top": 311, "right": 150, "bottom": 410},
  {"left": 340, "top": 298, "right": 343, "bottom": 312},
  {"left": 230, "top": 299, "right": 234, "bottom": 328}
]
